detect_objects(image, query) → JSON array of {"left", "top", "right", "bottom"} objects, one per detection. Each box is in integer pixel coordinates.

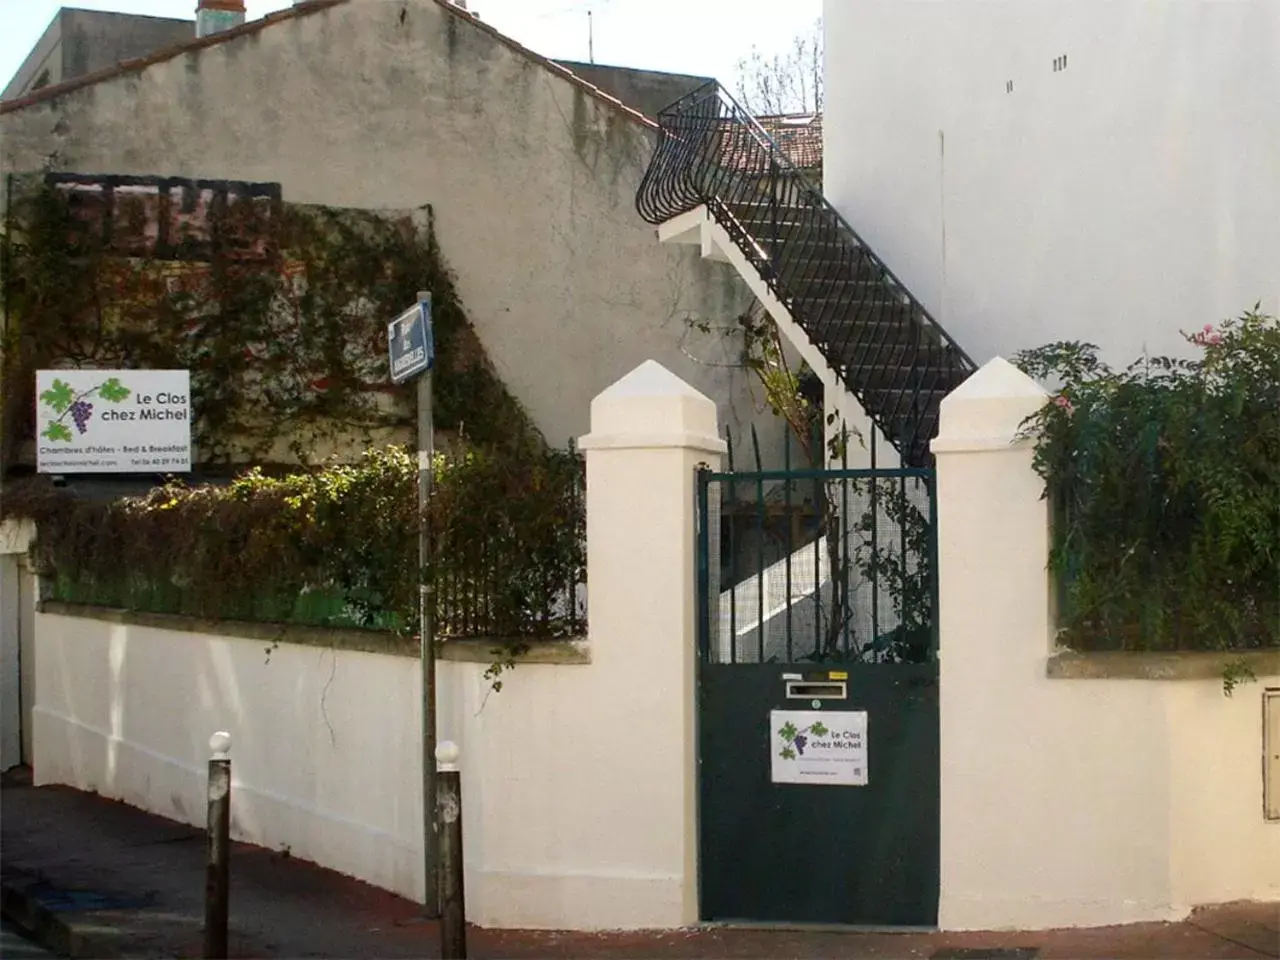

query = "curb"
[{"left": 1, "top": 879, "right": 123, "bottom": 959}]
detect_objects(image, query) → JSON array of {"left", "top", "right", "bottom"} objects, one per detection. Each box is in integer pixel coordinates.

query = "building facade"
[
  {"left": 824, "top": 0, "right": 1279, "bottom": 367},
  {"left": 1, "top": 0, "right": 779, "bottom": 465},
  {"left": 1, "top": 8, "right": 194, "bottom": 101}
]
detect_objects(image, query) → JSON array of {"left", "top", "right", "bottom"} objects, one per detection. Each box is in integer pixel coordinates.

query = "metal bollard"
[
  {"left": 435, "top": 741, "right": 466, "bottom": 960},
  {"left": 204, "top": 731, "right": 231, "bottom": 960}
]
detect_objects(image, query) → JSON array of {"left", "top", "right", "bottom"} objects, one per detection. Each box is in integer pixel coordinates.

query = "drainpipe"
[{"left": 196, "top": 0, "right": 247, "bottom": 38}]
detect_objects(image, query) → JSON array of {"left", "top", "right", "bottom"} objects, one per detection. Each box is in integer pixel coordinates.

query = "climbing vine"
[
  {"left": 1015, "top": 308, "right": 1280, "bottom": 655},
  {"left": 1, "top": 175, "right": 532, "bottom": 471},
  {"left": 690, "top": 305, "right": 934, "bottom": 663},
  {"left": 1, "top": 173, "right": 580, "bottom": 688}
]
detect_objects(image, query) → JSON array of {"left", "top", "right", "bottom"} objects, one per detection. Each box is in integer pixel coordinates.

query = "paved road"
[{"left": 1, "top": 918, "right": 63, "bottom": 958}]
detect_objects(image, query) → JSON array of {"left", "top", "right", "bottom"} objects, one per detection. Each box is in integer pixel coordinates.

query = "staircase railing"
[{"left": 636, "top": 81, "right": 976, "bottom": 466}]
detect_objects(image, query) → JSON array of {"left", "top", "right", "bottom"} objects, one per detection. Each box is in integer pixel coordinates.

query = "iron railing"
[
  {"left": 434, "top": 447, "right": 587, "bottom": 642},
  {"left": 636, "top": 81, "right": 977, "bottom": 466}
]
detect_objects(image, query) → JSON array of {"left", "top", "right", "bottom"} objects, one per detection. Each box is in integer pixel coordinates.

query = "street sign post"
[{"left": 389, "top": 292, "right": 439, "bottom": 918}]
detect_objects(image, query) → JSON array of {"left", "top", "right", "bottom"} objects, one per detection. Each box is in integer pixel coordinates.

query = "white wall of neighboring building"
[{"left": 824, "top": 0, "right": 1280, "bottom": 367}]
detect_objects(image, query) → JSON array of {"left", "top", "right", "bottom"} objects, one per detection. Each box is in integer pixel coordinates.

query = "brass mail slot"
[{"left": 786, "top": 681, "right": 847, "bottom": 699}]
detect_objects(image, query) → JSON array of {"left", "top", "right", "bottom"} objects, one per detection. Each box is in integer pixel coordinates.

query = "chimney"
[{"left": 196, "top": 0, "right": 247, "bottom": 38}]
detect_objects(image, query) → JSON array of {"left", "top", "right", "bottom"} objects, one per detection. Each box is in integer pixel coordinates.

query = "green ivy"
[
  {"left": 1015, "top": 308, "right": 1280, "bottom": 653},
  {"left": 1, "top": 180, "right": 533, "bottom": 470}
]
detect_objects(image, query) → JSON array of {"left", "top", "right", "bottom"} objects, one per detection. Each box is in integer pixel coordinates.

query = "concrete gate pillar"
[{"left": 570, "top": 359, "right": 725, "bottom": 927}]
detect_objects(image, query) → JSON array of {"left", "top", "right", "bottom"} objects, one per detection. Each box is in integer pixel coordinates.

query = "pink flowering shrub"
[{"left": 1014, "top": 308, "right": 1279, "bottom": 653}]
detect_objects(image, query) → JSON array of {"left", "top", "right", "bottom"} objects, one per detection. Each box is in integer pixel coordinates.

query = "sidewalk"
[{"left": 2, "top": 769, "right": 1276, "bottom": 959}]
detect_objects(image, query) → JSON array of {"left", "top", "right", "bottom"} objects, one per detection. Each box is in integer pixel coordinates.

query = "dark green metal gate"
[{"left": 694, "top": 451, "right": 940, "bottom": 927}]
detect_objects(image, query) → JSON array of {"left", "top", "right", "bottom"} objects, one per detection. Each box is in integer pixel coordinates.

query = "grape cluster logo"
[
  {"left": 40, "top": 376, "right": 131, "bottom": 442},
  {"left": 777, "top": 719, "right": 829, "bottom": 760}
]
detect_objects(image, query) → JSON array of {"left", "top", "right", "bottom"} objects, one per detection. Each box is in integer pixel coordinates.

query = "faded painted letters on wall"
[{"left": 46, "top": 172, "right": 282, "bottom": 261}]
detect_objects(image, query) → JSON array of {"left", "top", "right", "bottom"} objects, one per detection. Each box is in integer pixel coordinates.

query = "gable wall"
[{"left": 2, "top": 0, "right": 775, "bottom": 457}]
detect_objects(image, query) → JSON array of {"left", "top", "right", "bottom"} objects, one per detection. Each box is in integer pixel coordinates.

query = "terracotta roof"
[
  {"left": 711, "top": 113, "right": 824, "bottom": 175},
  {"left": 0, "top": 0, "right": 656, "bottom": 131},
  {"left": 756, "top": 114, "right": 823, "bottom": 170}
]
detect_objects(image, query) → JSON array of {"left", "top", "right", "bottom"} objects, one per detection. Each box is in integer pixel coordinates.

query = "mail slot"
[{"left": 786, "top": 681, "right": 847, "bottom": 700}]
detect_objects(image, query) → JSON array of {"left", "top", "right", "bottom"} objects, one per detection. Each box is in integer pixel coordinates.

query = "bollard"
[
  {"left": 204, "top": 731, "right": 231, "bottom": 960},
  {"left": 435, "top": 740, "right": 466, "bottom": 960}
]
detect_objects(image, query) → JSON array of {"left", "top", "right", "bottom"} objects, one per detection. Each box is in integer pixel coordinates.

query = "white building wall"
[{"left": 824, "top": 0, "right": 1280, "bottom": 366}]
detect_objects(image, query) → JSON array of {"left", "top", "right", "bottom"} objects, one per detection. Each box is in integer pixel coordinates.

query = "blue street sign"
[{"left": 388, "top": 298, "right": 434, "bottom": 384}]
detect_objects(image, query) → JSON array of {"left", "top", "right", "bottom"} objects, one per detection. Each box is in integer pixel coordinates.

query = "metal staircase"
[{"left": 636, "top": 82, "right": 975, "bottom": 466}]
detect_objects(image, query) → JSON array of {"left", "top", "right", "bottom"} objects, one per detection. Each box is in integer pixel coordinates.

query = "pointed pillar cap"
[
  {"left": 932, "top": 357, "right": 1050, "bottom": 454},
  {"left": 580, "top": 360, "right": 726, "bottom": 454}
]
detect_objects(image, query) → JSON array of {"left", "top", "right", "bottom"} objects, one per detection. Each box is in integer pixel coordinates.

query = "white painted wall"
[
  {"left": 33, "top": 359, "right": 716, "bottom": 931},
  {"left": 933, "top": 358, "right": 1280, "bottom": 930},
  {"left": 34, "top": 613, "right": 428, "bottom": 900},
  {"left": 438, "top": 360, "right": 719, "bottom": 929},
  {"left": 824, "top": 1, "right": 1280, "bottom": 367}
]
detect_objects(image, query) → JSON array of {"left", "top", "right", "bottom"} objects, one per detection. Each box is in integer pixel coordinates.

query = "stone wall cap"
[
  {"left": 593, "top": 359, "right": 707, "bottom": 401},
  {"left": 587, "top": 360, "right": 721, "bottom": 445},
  {"left": 942, "top": 356, "right": 1049, "bottom": 405},
  {"left": 1047, "top": 648, "right": 1280, "bottom": 681}
]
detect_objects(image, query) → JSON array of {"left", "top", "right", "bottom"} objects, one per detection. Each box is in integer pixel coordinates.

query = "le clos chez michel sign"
[{"left": 36, "top": 370, "right": 192, "bottom": 474}]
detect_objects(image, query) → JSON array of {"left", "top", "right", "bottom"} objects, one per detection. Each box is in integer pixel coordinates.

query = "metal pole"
[
  {"left": 203, "top": 731, "right": 231, "bottom": 960},
  {"left": 435, "top": 741, "right": 467, "bottom": 960},
  {"left": 417, "top": 290, "right": 440, "bottom": 919}
]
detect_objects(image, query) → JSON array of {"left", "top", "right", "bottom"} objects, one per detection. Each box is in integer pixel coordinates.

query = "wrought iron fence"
[
  {"left": 433, "top": 446, "right": 586, "bottom": 641},
  {"left": 696, "top": 428, "right": 938, "bottom": 665},
  {"left": 42, "top": 443, "right": 587, "bottom": 641}
]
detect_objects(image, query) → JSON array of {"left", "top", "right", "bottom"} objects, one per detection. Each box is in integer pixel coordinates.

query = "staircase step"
[
  {"left": 802, "top": 301, "right": 924, "bottom": 337},
  {"left": 640, "top": 92, "right": 978, "bottom": 466},
  {"left": 771, "top": 259, "right": 888, "bottom": 287}
]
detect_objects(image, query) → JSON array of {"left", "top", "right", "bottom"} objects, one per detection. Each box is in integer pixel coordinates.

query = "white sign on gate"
[
  {"left": 36, "top": 369, "right": 192, "bottom": 474},
  {"left": 770, "top": 709, "right": 868, "bottom": 786}
]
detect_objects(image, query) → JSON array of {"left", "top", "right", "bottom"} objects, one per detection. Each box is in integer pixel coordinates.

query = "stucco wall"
[
  {"left": 552, "top": 61, "right": 710, "bottom": 120},
  {"left": 0, "top": 0, "right": 777, "bottom": 460},
  {"left": 33, "top": 610, "right": 427, "bottom": 899},
  {"left": 934, "top": 358, "right": 1280, "bottom": 930},
  {"left": 29, "top": 359, "right": 715, "bottom": 931},
  {"left": 824, "top": 0, "right": 1280, "bottom": 367}
]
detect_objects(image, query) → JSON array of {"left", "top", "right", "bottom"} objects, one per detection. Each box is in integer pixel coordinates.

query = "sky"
[{"left": 0, "top": 0, "right": 822, "bottom": 95}]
